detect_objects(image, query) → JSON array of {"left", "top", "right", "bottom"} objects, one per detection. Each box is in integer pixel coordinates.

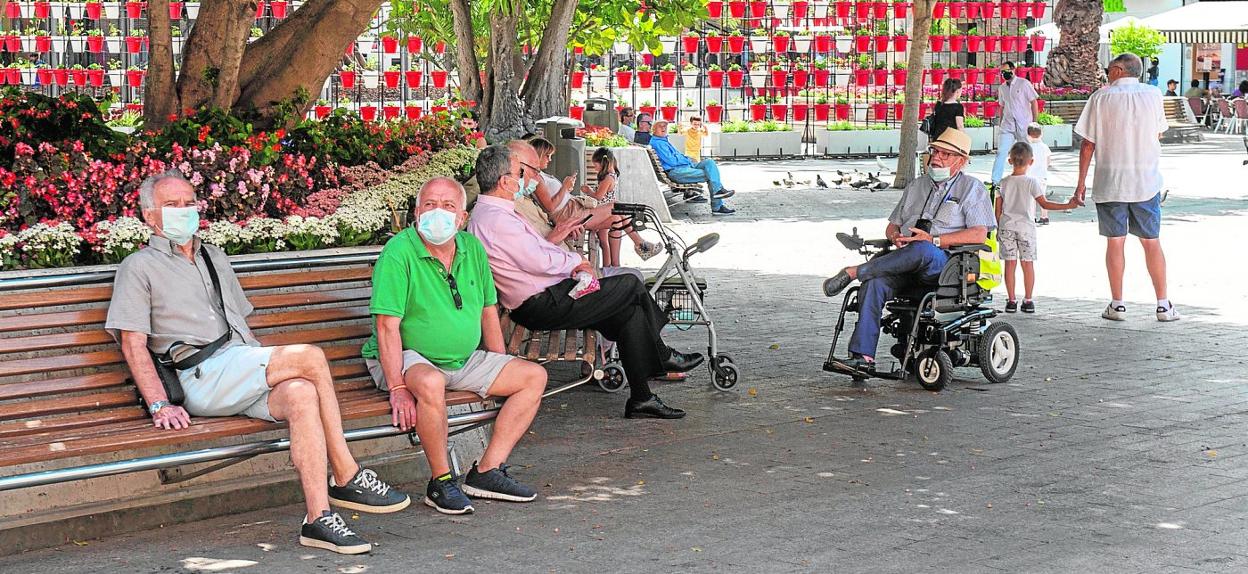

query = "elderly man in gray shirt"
[
  {"left": 106, "top": 170, "right": 409, "bottom": 554},
  {"left": 823, "top": 129, "right": 997, "bottom": 374}
]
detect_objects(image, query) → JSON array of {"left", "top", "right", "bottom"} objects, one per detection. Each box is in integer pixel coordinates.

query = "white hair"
[
  {"left": 1111, "top": 53, "right": 1143, "bottom": 78},
  {"left": 138, "top": 169, "right": 193, "bottom": 211},
  {"left": 418, "top": 176, "right": 468, "bottom": 208}
]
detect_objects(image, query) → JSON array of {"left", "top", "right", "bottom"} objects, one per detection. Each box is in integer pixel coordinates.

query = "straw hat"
[{"left": 930, "top": 128, "right": 972, "bottom": 157}]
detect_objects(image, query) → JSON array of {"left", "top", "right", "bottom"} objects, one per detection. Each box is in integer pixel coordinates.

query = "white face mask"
[
  {"left": 161, "top": 206, "right": 199, "bottom": 246},
  {"left": 929, "top": 166, "right": 952, "bottom": 183},
  {"left": 416, "top": 208, "right": 458, "bottom": 245}
]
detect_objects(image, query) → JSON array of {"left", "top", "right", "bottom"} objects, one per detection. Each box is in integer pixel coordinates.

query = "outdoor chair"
[
  {"left": 1214, "top": 99, "right": 1236, "bottom": 133},
  {"left": 1187, "top": 96, "right": 1208, "bottom": 125},
  {"left": 1233, "top": 99, "right": 1248, "bottom": 135}
]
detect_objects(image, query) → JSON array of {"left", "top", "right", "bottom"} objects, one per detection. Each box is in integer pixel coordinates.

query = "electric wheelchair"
[{"left": 823, "top": 228, "right": 1020, "bottom": 391}]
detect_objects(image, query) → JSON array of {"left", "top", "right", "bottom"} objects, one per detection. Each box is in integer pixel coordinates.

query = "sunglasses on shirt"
[{"left": 445, "top": 272, "right": 462, "bottom": 310}]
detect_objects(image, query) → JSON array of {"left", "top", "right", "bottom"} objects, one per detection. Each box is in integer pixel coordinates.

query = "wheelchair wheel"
[
  {"left": 711, "top": 354, "right": 739, "bottom": 391},
  {"left": 598, "top": 364, "right": 627, "bottom": 393},
  {"left": 978, "top": 322, "right": 1019, "bottom": 383},
  {"left": 914, "top": 348, "right": 953, "bottom": 392}
]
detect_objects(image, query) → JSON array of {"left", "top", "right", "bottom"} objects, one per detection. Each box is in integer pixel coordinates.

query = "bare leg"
[
  {"left": 1139, "top": 238, "right": 1168, "bottom": 300},
  {"left": 609, "top": 232, "right": 623, "bottom": 267},
  {"left": 596, "top": 228, "right": 612, "bottom": 267},
  {"left": 1021, "top": 261, "right": 1035, "bottom": 300},
  {"left": 267, "top": 379, "right": 329, "bottom": 522},
  {"left": 267, "top": 344, "right": 357, "bottom": 485},
  {"left": 1003, "top": 259, "right": 1018, "bottom": 301},
  {"left": 477, "top": 360, "right": 546, "bottom": 471},
  {"left": 405, "top": 365, "right": 450, "bottom": 477},
  {"left": 1105, "top": 237, "right": 1127, "bottom": 301}
]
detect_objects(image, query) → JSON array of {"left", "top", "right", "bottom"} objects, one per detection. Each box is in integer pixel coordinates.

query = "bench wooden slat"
[
  {"left": 0, "top": 372, "right": 131, "bottom": 401},
  {"left": 0, "top": 286, "right": 114, "bottom": 312},
  {"left": 0, "top": 349, "right": 124, "bottom": 378},
  {"left": 238, "top": 267, "right": 373, "bottom": 290},
  {"left": 0, "top": 330, "right": 114, "bottom": 355},
  {"left": 0, "top": 308, "right": 107, "bottom": 334},
  {"left": 248, "top": 305, "right": 370, "bottom": 330},
  {"left": 562, "top": 329, "right": 577, "bottom": 361},
  {"left": 0, "top": 389, "right": 138, "bottom": 422},
  {"left": 261, "top": 325, "right": 371, "bottom": 348},
  {"left": 247, "top": 287, "right": 373, "bottom": 310}
]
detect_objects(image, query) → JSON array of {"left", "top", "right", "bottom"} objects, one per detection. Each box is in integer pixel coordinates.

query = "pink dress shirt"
[{"left": 467, "top": 195, "right": 581, "bottom": 310}]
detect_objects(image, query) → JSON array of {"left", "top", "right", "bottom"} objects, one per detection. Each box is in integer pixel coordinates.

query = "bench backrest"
[{"left": 0, "top": 256, "right": 379, "bottom": 447}]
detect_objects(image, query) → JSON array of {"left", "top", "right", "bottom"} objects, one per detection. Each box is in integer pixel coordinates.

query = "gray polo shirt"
[
  {"left": 106, "top": 235, "right": 259, "bottom": 361},
  {"left": 888, "top": 172, "right": 997, "bottom": 237}
]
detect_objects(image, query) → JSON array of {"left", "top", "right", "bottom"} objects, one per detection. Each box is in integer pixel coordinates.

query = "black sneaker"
[
  {"left": 424, "top": 474, "right": 474, "bottom": 515},
  {"left": 1021, "top": 300, "right": 1035, "bottom": 314},
  {"left": 328, "top": 467, "right": 411, "bottom": 514},
  {"left": 462, "top": 462, "right": 538, "bottom": 502},
  {"left": 712, "top": 205, "right": 736, "bottom": 215},
  {"left": 686, "top": 195, "right": 708, "bottom": 203},
  {"left": 712, "top": 188, "right": 736, "bottom": 199},
  {"left": 1005, "top": 300, "right": 1018, "bottom": 313},
  {"left": 299, "top": 510, "right": 371, "bottom": 555}
]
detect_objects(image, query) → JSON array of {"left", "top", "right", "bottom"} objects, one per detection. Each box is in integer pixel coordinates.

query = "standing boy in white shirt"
[{"left": 1024, "top": 123, "right": 1054, "bottom": 225}]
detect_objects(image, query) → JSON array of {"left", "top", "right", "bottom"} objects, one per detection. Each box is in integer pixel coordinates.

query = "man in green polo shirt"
[{"left": 362, "top": 177, "right": 548, "bottom": 516}]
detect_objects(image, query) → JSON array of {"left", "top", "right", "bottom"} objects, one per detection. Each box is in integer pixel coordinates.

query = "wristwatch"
[
  {"left": 148, "top": 400, "right": 171, "bottom": 415},
  {"left": 933, "top": 236, "right": 942, "bottom": 248}
]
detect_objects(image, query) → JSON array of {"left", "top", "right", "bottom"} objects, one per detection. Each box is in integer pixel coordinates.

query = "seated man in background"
[
  {"left": 822, "top": 129, "right": 996, "bottom": 374},
  {"left": 363, "top": 177, "right": 548, "bottom": 515},
  {"left": 617, "top": 107, "right": 637, "bottom": 142},
  {"left": 107, "top": 170, "right": 409, "bottom": 555},
  {"left": 633, "top": 113, "right": 653, "bottom": 145},
  {"left": 650, "top": 120, "right": 736, "bottom": 215},
  {"left": 467, "top": 145, "right": 703, "bottom": 419}
]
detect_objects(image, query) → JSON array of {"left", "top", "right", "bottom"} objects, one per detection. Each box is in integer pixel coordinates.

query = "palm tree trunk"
[{"left": 1044, "top": 0, "right": 1103, "bottom": 88}]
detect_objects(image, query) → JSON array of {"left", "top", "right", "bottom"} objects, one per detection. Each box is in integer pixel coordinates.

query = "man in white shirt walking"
[
  {"left": 991, "top": 61, "right": 1039, "bottom": 184},
  {"left": 1074, "top": 53, "right": 1179, "bottom": 322}
]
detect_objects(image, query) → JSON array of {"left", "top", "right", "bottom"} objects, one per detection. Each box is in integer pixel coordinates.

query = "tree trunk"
[
  {"left": 1045, "top": 0, "right": 1103, "bottom": 88},
  {"left": 144, "top": 0, "right": 179, "bottom": 127},
  {"left": 483, "top": 2, "right": 533, "bottom": 142},
  {"left": 175, "top": 0, "right": 254, "bottom": 112},
  {"left": 234, "top": 0, "right": 384, "bottom": 126},
  {"left": 521, "top": 0, "right": 579, "bottom": 120},
  {"left": 893, "top": 0, "right": 936, "bottom": 189},
  {"left": 448, "top": 0, "right": 482, "bottom": 107}
]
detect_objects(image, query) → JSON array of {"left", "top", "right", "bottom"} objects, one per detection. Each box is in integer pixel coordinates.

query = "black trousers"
[{"left": 512, "top": 274, "right": 668, "bottom": 401}]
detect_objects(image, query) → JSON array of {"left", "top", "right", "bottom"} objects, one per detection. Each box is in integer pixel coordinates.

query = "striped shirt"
[{"left": 888, "top": 172, "right": 997, "bottom": 237}]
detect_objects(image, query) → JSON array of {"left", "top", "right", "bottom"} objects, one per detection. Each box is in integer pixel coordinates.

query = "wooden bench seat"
[
  {"left": 645, "top": 148, "right": 706, "bottom": 206},
  {"left": 0, "top": 248, "right": 600, "bottom": 492},
  {"left": 1163, "top": 97, "right": 1203, "bottom": 143}
]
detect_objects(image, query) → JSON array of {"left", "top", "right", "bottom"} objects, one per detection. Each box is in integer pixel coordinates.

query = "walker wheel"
[
  {"left": 598, "top": 364, "right": 627, "bottom": 393},
  {"left": 913, "top": 347, "right": 953, "bottom": 392},
  {"left": 711, "top": 354, "right": 739, "bottom": 391}
]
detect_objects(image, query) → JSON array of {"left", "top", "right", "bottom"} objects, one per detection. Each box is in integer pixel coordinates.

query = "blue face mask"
[
  {"left": 161, "top": 206, "right": 199, "bottom": 246},
  {"left": 513, "top": 173, "right": 539, "bottom": 201},
  {"left": 416, "top": 208, "right": 458, "bottom": 245},
  {"left": 929, "top": 167, "right": 952, "bottom": 183}
]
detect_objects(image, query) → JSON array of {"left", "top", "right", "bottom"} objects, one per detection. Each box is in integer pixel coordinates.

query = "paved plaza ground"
[{"left": 5, "top": 135, "right": 1247, "bottom": 573}]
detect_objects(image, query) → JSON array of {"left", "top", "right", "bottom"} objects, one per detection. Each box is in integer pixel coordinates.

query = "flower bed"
[{"left": 0, "top": 89, "right": 478, "bottom": 270}]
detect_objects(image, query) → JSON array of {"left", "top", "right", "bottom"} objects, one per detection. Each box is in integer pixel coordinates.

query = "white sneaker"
[
  {"left": 1101, "top": 303, "right": 1127, "bottom": 321},
  {"left": 1156, "top": 304, "right": 1181, "bottom": 322},
  {"left": 635, "top": 241, "right": 663, "bottom": 261}
]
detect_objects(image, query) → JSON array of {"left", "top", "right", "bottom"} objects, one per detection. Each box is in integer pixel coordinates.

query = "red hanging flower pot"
[
  {"left": 636, "top": 70, "right": 654, "bottom": 88},
  {"left": 63, "top": 68, "right": 80, "bottom": 86},
  {"left": 708, "top": 70, "right": 725, "bottom": 87},
  {"left": 639, "top": 105, "right": 656, "bottom": 117},
  {"left": 963, "top": 101, "right": 980, "bottom": 115},
  {"left": 728, "top": 1, "right": 746, "bottom": 18},
  {"left": 705, "top": 104, "right": 723, "bottom": 123},
  {"left": 929, "top": 68, "right": 946, "bottom": 85},
  {"left": 949, "top": 35, "right": 965, "bottom": 52},
  {"left": 659, "top": 70, "right": 677, "bottom": 88},
  {"left": 570, "top": 71, "right": 584, "bottom": 89},
  {"left": 382, "top": 36, "right": 398, "bottom": 53},
  {"left": 872, "top": 2, "right": 889, "bottom": 19},
  {"left": 405, "top": 70, "right": 422, "bottom": 88},
  {"left": 339, "top": 70, "right": 356, "bottom": 88},
  {"left": 36, "top": 36, "right": 52, "bottom": 52},
  {"left": 315, "top": 105, "right": 331, "bottom": 119},
  {"left": 893, "top": 35, "right": 909, "bottom": 52},
  {"left": 966, "top": 1, "right": 982, "bottom": 18},
  {"left": 835, "top": 1, "right": 851, "bottom": 19},
  {"left": 35, "top": 2, "right": 51, "bottom": 18},
  {"left": 1037, "top": 99, "right": 1046, "bottom": 113},
  {"left": 984, "top": 101, "right": 1000, "bottom": 118},
  {"left": 929, "top": 35, "right": 946, "bottom": 51},
  {"left": 88, "top": 69, "right": 105, "bottom": 87},
  {"left": 854, "top": 69, "right": 870, "bottom": 86},
  {"left": 773, "top": 35, "right": 790, "bottom": 53},
  {"left": 949, "top": 2, "right": 966, "bottom": 17},
  {"left": 792, "top": 1, "right": 809, "bottom": 20},
  {"left": 256, "top": 1, "right": 266, "bottom": 17},
  {"left": 834, "top": 103, "right": 850, "bottom": 121},
  {"left": 660, "top": 105, "right": 677, "bottom": 121},
  {"left": 727, "top": 70, "right": 745, "bottom": 87},
  {"left": 964, "top": 68, "right": 980, "bottom": 84},
  {"left": 873, "top": 35, "right": 890, "bottom": 51},
  {"left": 569, "top": 106, "right": 585, "bottom": 120},
  {"left": 360, "top": 106, "right": 377, "bottom": 122},
  {"left": 126, "top": 37, "right": 144, "bottom": 54},
  {"left": 727, "top": 36, "right": 745, "bottom": 53},
  {"left": 125, "top": 2, "right": 144, "bottom": 19},
  {"left": 383, "top": 105, "right": 400, "bottom": 120},
  {"left": 1000, "top": 36, "right": 1017, "bottom": 51},
  {"left": 271, "top": 1, "right": 289, "bottom": 18},
  {"left": 408, "top": 36, "right": 423, "bottom": 52},
  {"left": 893, "top": 69, "right": 908, "bottom": 85},
  {"left": 978, "top": 1, "right": 995, "bottom": 17},
  {"left": 967, "top": 35, "right": 983, "bottom": 52},
  {"left": 892, "top": 103, "right": 904, "bottom": 119},
  {"left": 682, "top": 35, "right": 700, "bottom": 53},
  {"left": 432, "top": 70, "right": 449, "bottom": 88},
  {"left": 983, "top": 67, "right": 1000, "bottom": 84},
  {"left": 169, "top": 1, "right": 183, "bottom": 18},
  {"left": 1030, "top": 35, "right": 1046, "bottom": 51},
  {"left": 816, "top": 103, "right": 834, "bottom": 122},
  {"left": 86, "top": 36, "right": 104, "bottom": 53},
  {"left": 750, "top": 104, "right": 766, "bottom": 121},
  {"left": 431, "top": 105, "right": 448, "bottom": 114},
  {"left": 873, "top": 69, "right": 889, "bottom": 85},
  {"left": 893, "top": 1, "right": 911, "bottom": 17},
  {"left": 616, "top": 70, "right": 633, "bottom": 89},
  {"left": 125, "top": 69, "right": 145, "bottom": 85},
  {"left": 749, "top": 1, "right": 766, "bottom": 18},
  {"left": 405, "top": 106, "right": 423, "bottom": 120},
  {"left": 383, "top": 71, "right": 400, "bottom": 88},
  {"left": 983, "top": 35, "right": 998, "bottom": 52},
  {"left": 705, "top": 36, "right": 723, "bottom": 52},
  {"left": 769, "top": 104, "right": 788, "bottom": 121},
  {"left": 933, "top": 2, "right": 947, "bottom": 18},
  {"left": 793, "top": 103, "right": 809, "bottom": 121},
  {"left": 855, "top": 2, "right": 871, "bottom": 19},
  {"left": 86, "top": 2, "right": 102, "bottom": 19},
  {"left": 771, "top": 70, "right": 788, "bottom": 87},
  {"left": 947, "top": 68, "right": 964, "bottom": 81},
  {"left": 707, "top": 1, "right": 723, "bottom": 18},
  {"left": 1031, "top": 1, "right": 1047, "bottom": 18},
  {"left": 815, "top": 35, "right": 833, "bottom": 53},
  {"left": 4, "top": 2, "right": 20, "bottom": 17},
  {"left": 35, "top": 68, "right": 52, "bottom": 85},
  {"left": 434, "top": 41, "right": 446, "bottom": 54},
  {"left": 854, "top": 35, "right": 871, "bottom": 52},
  {"left": 813, "top": 68, "right": 830, "bottom": 87},
  {"left": 999, "top": 2, "right": 1015, "bottom": 18},
  {"left": 792, "top": 69, "right": 809, "bottom": 87}
]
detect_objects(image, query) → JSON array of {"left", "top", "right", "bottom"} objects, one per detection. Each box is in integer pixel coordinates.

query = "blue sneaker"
[{"left": 424, "top": 473, "right": 474, "bottom": 515}]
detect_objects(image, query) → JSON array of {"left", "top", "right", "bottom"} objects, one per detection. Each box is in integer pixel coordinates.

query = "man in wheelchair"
[{"left": 822, "top": 129, "right": 997, "bottom": 376}]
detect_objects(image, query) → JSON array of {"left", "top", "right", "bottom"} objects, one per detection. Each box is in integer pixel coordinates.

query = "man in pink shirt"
[{"left": 467, "top": 145, "right": 702, "bottom": 419}]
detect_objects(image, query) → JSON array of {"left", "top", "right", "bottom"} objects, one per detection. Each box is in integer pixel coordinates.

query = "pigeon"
[
  {"left": 871, "top": 181, "right": 889, "bottom": 191},
  {"left": 816, "top": 174, "right": 829, "bottom": 189},
  {"left": 772, "top": 180, "right": 783, "bottom": 187},
  {"left": 875, "top": 156, "right": 895, "bottom": 174},
  {"left": 783, "top": 172, "right": 795, "bottom": 188}
]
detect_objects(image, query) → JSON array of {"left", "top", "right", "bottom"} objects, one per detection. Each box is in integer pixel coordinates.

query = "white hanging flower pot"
[
  {"left": 749, "top": 38, "right": 768, "bottom": 54},
  {"left": 659, "top": 36, "right": 677, "bottom": 54},
  {"left": 835, "top": 36, "right": 852, "bottom": 53},
  {"left": 812, "top": 1, "right": 830, "bottom": 18},
  {"left": 22, "top": 37, "right": 37, "bottom": 52},
  {"left": 108, "top": 69, "right": 124, "bottom": 86},
  {"left": 362, "top": 71, "right": 380, "bottom": 89},
  {"left": 22, "top": 69, "right": 36, "bottom": 85},
  {"left": 792, "top": 36, "right": 812, "bottom": 52},
  {"left": 68, "top": 36, "right": 84, "bottom": 51},
  {"left": 105, "top": 36, "right": 122, "bottom": 53},
  {"left": 356, "top": 39, "right": 377, "bottom": 54},
  {"left": 52, "top": 36, "right": 67, "bottom": 51},
  {"left": 103, "top": 2, "right": 121, "bottom": 19},
  {"left": 773, "top": 3, "right": 790, "bottom": 18},
  {"left": 681, "top": 71, "right": 698, "bottom": 87},
  {"left": 613, "top": 41, "right": 630, "bottom": 54},
  {"left": 749, "top": 71, "right": 768, "bottom": 88},
  {"left": 186, "top": 2, "right": 199, "bottom": 19}
]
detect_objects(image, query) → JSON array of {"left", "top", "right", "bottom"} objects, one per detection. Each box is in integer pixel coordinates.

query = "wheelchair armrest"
[{"left": 947, "top": 243, "right": 989, "bottom": 254}]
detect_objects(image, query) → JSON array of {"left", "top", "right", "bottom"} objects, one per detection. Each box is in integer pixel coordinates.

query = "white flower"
[
  {"left": 94, "top": 217, "right": 152, "bottom": 254},
  {"left": 198, "top": 219, "right": 245, "bottom": 247},
  {"left": 284, "top": 215, "right": 340, "bottom": 243},
  {"left": 17, "top": 222, "right": 80, "bottom": 253}
]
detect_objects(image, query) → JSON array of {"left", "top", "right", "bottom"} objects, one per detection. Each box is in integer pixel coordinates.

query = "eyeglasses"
[
  {"left": 445, "top": 272, "right": 462, "bottom": 310},
  {"left": 927, "top": 147, "right": 959, "bottom": 159}
]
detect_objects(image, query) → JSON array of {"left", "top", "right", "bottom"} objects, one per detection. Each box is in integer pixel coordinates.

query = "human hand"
[
  {"left": 562, "top": 176, "right": 576, "bottom": 192},
  {"left": 552, "top": 218, "right": 585, "bottom": 242},
  {"left": 572, "top": 259, "right": 596, "bottom": 278},
  {"left": 390, "top": 388, "right": 418, "bottom": 431},
  {"left": 152, "top": 405, "right": 191, "bottom": 430},
  {"left": 581, "top": 184, "right": 593, "bottom": 195},
  {"left": 1074, "top": 183, "right": 1087, "bottom": 204},
  {"left": 897, "top": 228, "right": 933, "bottom": 245}
]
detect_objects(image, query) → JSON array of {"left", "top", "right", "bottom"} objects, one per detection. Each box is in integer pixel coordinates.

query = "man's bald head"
[
  {"left": 506, "top": 139, "right": 538, "bottom": 166},
  {"left": 417, "top": 176, "right": 467, "bottom": 209}
]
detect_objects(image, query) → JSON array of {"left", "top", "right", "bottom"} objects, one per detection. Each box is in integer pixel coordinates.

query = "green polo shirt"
[{"left": 360, "top": 228, "right": 498, "bottom": 370}]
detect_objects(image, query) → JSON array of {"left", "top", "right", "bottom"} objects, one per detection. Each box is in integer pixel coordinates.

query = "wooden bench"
[
  {"left": 1163, "top": 97, "right": 1204, "bottom": 144},
  {"left": 0, "top": 249, "right": 598, "bottom": 493},
  {"left": 645, "top": 148, "right": 707, "bottom": 206}
]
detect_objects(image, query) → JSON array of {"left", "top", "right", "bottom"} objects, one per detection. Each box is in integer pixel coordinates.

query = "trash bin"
[
  {"left": 536, "top": 116, "right": 587, "bottom": 190},
  {"left": 583, "top": 97, "right": 618, "bottom": 132}
]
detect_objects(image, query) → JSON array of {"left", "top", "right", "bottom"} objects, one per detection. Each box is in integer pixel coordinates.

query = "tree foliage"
[{"left": 1109, "top": 22, "right": 1166, "bottom": 60}]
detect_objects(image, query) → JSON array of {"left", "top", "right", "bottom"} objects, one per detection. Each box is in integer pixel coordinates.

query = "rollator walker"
[
  {"left": 823, "top": 228, "right": 1020, "bottom": 391},
  {"left": 595, "top": 202, "right": 740, "bottom": 392}
]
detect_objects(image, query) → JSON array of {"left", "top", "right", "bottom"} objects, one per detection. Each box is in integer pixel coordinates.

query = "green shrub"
[
  {"left": 963, "top": 115, "right": 987, "bottom": 128},
  {"left": 1036, "top": 112, "right": 1064, "bottom": 126}
]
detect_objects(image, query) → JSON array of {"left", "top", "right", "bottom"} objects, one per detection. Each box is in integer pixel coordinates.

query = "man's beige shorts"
[{"left": 365, "top": 349, "right": 513, "bottom": 397}]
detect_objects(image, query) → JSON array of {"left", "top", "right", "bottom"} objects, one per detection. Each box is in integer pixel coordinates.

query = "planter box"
[
  {"left": 814, "top": 128, "right": 902, "bottom": 156},
  {"left": 717, "top": 131, "right": 803, "bottom": 157},
  {"left": 1041, "top": 124, "right": 1073, "bottom": 149}
]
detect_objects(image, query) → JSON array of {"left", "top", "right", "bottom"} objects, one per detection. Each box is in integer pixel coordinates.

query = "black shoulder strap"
[
  {"left": 164, "top": 247, "right": 232, "bottom": 370},
  {"left": 200, "top": 245, "right": 227, "bottom": 319}
]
